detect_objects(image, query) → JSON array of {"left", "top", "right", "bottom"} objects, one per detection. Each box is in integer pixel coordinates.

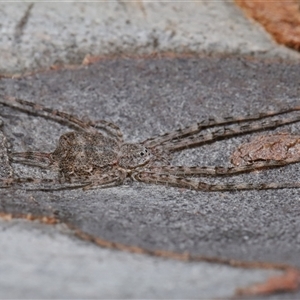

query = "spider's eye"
[{"left": 140, "top": 152, "right": 145, "bottom": 156}]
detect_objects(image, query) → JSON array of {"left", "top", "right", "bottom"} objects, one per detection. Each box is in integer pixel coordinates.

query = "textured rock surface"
[
  {"left": 236, "top": 0, "right": 300, "bottom": 51},
  {"left": 1, "top": 57, "right": 300, "bottom": 267},
  {"left": 1, "top": 2, "right": 300, "bottom": 299},
  {"left": 0, "top": 218, "right": 282, "bottom": 299},
  {"left": 0, "top": 1, "right": 299, "bottom": 74}
]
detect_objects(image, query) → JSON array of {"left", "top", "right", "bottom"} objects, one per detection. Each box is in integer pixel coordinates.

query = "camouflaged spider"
[{"left": 1, "top": 96, "right": 300, "bottom": 191}]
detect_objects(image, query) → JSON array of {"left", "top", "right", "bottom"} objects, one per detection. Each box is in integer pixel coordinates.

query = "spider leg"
[
  {"left": 82, "top": 170, "right": 127, "bottom": 190},
  {"left": 11, "top": 151, "right": 52, "bottom": 168},
  {"left": 0, "top": 96, "right": 92, "bottom": 131},
  {"left": 133, "top": 171, "right": 300, "bottom": 191},
  {"left": 143, "top": 106, "right": 300, "bottom": 148},
  {"left": 146, "top": 159, "right": 298, "bottom": 177},
  {"left": 92, "top": 120, "right": 123, "bottom": 142},
  {"left": 0, "top": 96, "right": 123, "bottom": 140},
  {"left": 161, "top": 114, "right": 300, "bottom": 152},
  {"left": 0, "top": 177, "right": 90, "bottom": 191}
]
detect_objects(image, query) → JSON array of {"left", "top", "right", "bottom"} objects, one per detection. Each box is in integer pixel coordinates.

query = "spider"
[{"left": 1, "top": 96, "right": 300, "bottom": 191}]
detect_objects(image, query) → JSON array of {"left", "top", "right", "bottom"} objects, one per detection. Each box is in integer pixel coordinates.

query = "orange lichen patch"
[
  {"left": 0, "top": 210, "right": 293, "bottom": 273},
  {"left": 235, "top": 0, "right": 300, "bottom": 51},
  {"left": 0, "top": 212, "right": 13, "bottom": 221},
  {"left": 231, "top": 133, "right": 300, "bottom": 166},
  {"left": 0, "top": 210, "right": 293, "bottom": 274},
  {"left": 0, "top": 52, "right": 205, "bottom": 78},
  {"left": 74, "top": 225, "right": 300, "bottom": 295},
  {"left": 236, "top": 268, "right": 300, "bottom": 296},
  {"left": 71, "top": 225, "right": 292, "bottom": 271},
  {"left": 82, "top": 54, "right": 102, "bottom": 66},
  {"left": 1, "top": 210, "right": 299, "bottom": 296},
  {"left": 0, "top": 212, "right": 59, "bottom": 225},
  {"left": 80, "top": 52, "right": 202, "bottom": 66}
]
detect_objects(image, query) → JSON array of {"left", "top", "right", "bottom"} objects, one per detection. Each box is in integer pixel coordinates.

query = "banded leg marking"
[
  {"left": 143, "top": 106, "right": 300, "bottom": 148},
  {"left": 0, "top": 177, "right": 90, "bottom": 190},
  {"left": 163, "top": 114, "right": 300, "bottom": 151},
  {"left": 11, "top": 151, "right": 51, "bottom": 168},
  {"left": 134, "top": 172, "right": 300, "bottom": 191},
  {"left": 146, "top": 160, "right": 299, "bottom": 177}
]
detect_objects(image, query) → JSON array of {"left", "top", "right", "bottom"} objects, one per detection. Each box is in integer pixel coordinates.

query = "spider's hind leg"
[
  {"left": 0, "top": 96, "right": 123, "bottom": 141},
  {"left": 11, "top": 151, "right": 52, "bottom": 168},
  {"left": 82, "top": 170, "right": 127, "bottom": 190},
  {"left": 134, "top": 171, "right": 300, "bottom": 191},
  {"left": 0, "top": 177, "right": 90, "bottom": 191},
  {"left": 89, "top": 119, "right": 123, "bottom": 142},
  {"left": 0, "top": 96, "right": 93, "bottom": 131},
  {"left": 147, "top": 160, "right": 298, "bottom": 177}
]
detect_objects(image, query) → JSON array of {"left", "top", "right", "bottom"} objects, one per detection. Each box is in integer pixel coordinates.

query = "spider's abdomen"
[{"left": 51, "top": 131, "right": 120, "bottom": 179}]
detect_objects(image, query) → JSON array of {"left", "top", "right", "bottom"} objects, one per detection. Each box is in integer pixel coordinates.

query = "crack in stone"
[{"left": 14, "top": 3, "right": 34, "bottom": 43}]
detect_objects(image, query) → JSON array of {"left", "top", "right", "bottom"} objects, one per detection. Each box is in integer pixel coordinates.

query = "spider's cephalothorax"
[
  {"left": 2, "top": 96, "right": 300, "bottom": 191},
  {"left": 118, "top": 144, "right": 152, "bottom": 169}
]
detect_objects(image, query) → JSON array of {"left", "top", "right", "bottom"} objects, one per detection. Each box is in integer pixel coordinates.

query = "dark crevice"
[{"left": 14, "top": 3, "right": 34, "bottom": 43}]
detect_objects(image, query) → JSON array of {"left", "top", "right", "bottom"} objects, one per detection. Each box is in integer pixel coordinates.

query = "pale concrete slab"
[
  {"left": 0, "top": 218, "right": 280, "bottom": 299},
  {"left": 0, "top": 1, "right": 299, "bottom": 74},
  {"left": 1, "top": 56, "right": 300, "bottom": 299},
  {"left": 1, "top": 1, "right": 300, "bottom": 299}
]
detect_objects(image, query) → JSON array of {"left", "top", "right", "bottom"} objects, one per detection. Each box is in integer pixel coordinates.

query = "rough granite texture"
[
  {"left": 1, "top": 1, "right": 300, "bottom": 299},
  {"left": 0, "top": 218, "right": 281, "bottom": 299},
  {"left": 1, "top": 57, "right": 300, "bottom": 269}
]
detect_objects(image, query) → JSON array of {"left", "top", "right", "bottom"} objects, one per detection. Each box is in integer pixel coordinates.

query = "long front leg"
[
  {"left": 146, "top": 159, "right": 298, "bottom": 177},
  {"left": 133, "top": 171, "right": 300, "bottom": 191},
  {"left": 161, "top": 113, "right": 300, "bottom": 152},
  {"left": 143, "top": 106, "right": 300, "bottom": 148}
]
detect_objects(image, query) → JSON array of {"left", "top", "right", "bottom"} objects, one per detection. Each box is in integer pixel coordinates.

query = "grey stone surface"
[
  {"left": 0, "top": 1, "right": 299, "bottom": 74},
  {"left": 0, "top": 218, "right": 280, "bottom": 299},
  {"left": 0, "top": 57, "right": 300, "bottom": 300},
  {"left": 1, "top": 1, "right": 300, "bottom": 299}
]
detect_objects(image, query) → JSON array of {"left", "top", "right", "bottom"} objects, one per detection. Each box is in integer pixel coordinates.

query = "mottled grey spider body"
[
  {"left": 44, "top": 131, "right": 152, "bottom": 188},
  {"left": 2, "top": 96, "right": 300, "bottom": 191},
  {"left": 1, "top": 97, "right": 154, "bottom": 189}
]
